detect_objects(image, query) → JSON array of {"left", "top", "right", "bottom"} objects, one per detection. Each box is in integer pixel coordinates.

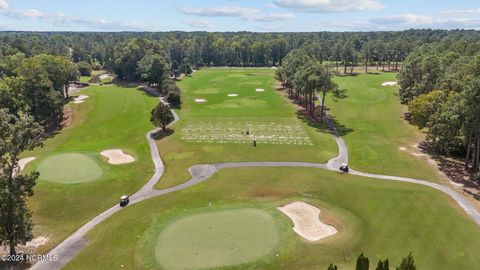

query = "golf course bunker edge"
[
  {"left": 37, "top": 153, "right": 103, "bottom": 184},
  {"left": 154, "top": 208, "right": 280, "bottom": 270}
]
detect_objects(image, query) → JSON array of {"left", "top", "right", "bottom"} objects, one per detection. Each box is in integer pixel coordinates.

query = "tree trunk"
[
  {"left": 336, "top": 61, "right": 339, "bottom": 73},
  {"left": 475, "top": 137, "right": 480, "bottom": 173},
  {"left": 365, "top": 59, "right": 368, "bottom": 73},
  {"left": 465, "top": 133, "right": 472, "bottom": 170},
  {"left": 9, "top": 240, "right": 16, "bottom": 256},
  {"left": 320, "top": 90, "right": 326, "bottom": 122},
  {"left": 344, "top": 63, "right": 347, "bottom": 74}
]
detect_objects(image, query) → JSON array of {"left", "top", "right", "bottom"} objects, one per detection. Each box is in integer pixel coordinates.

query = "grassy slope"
[
  {"left": 329, "top": 73, "right": 446, "bottom": 182},
  {"left": 65, "top": 167, "right": 480, "bottom": 270},
  {"left": 25, "top": 85, "right": 158, "bottom": 253},
  {"left": 156, "top": 68, "right": 337, "bottom": 189}
]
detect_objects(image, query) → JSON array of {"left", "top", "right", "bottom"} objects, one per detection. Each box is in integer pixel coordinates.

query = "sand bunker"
[
  {"left": 99, "top": 74, "right": 114, "bottom": 80},
  {"left": 14, "top": 157, "right": 36, "bottom": 175},
  {"left": 101, "top": 149, "right": 135, "bottom": 165},
  {"left": 228, "top": 94, "right": 238, "bottom": 97},
  {"left": 73, "top": 95, "right": 89, "bottom": 104},
  {"left": 195, "top": 99, "right": 207, "bottom": 103},
  {"left": 278, "top": 201, "right": 337, "bottom": 241},
  {"left": 382, "top": 82, "right": 398, "bottom": 86},
  {"left": 256, "top": 88, "right": 265, "bottom": 92}
]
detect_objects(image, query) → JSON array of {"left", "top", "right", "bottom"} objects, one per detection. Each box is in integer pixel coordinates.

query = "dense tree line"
[
  {"left": 2, "top": 29, "right": 478, "bottom": 75},
  {"left": 398, "top": 42, "right": 480, "bottom": 179}
]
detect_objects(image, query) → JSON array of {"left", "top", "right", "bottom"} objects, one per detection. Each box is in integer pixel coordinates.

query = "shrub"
[{"left": 167, "top": 91, "right": 181, "bottom": 108}]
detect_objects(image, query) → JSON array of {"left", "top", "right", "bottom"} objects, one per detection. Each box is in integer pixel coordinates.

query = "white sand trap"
[
  {"left": 14, "top": 157, "right": 36, "bottom": 175},
  {"left": 228, "top": 94, "right": 238, "bottom": 97},
  {"left": 101, "top": 149, "right": 135, "bottom": 165},
  {"left": 99, "top": 74, "right": 114, "bottom": 80},
  {"left": 195, "top": 99, "right": 207, "bottom": 103},
  {"left": 399, "top": 147, "right": 406, "bottom": 151},
  {"left": 256, "top": 88, "right": 265, "bottom": 92},
  {"left": 382, "top": 81, "right": 398, "bottom": 86},
  {"left": 278, "top": 201, "right": 337, "bottom": 241},
  {"left": 73, "top": 95, "right": 89, "bottom": 104}
]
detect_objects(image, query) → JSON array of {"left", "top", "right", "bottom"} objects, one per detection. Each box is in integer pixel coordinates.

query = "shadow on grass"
[
  {"left": 296, "top": 109, "right": 354, "bottom": 137},
  {"left": 151, "top": 129, "right": 175, "bottom": 141}
]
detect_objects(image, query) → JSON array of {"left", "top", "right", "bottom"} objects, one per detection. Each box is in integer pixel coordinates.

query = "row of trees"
[
  {"left": 4, "top": 30, "right": 479, "bottom": 74},
  {"left": 328, "top": 253, "right": 416, "bottom": 270},
  {"left": 276, "top": 49, "right": 345, "bottom": 120},
  {"left": 398, "top": 43, "right": 480, "bottom": 179}
]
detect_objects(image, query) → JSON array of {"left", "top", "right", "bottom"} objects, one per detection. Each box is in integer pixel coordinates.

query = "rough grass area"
[
  {"left": 65, "top": 168, "right": 480, "bottom": 270},
  {"left": 155, "top": 68, "right": 337, "bottom": 189},
  {"left": 24, "top": 84, "right": 158, "bottom": 254},
  {"left": 329, "top": 73, "right": 446, "bottom": 182}
]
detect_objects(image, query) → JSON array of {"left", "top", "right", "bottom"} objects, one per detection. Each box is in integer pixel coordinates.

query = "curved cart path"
[{"left": 31, "top": 90, "right": 480, "bottom": 270}]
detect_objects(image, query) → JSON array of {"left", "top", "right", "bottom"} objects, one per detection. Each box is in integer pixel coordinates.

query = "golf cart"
[
  {"left": 120, "top": 195, "right": 129, "bottom": 207},
  {"left": 339, "top": 163, "right": 349, "bottom": 173}
]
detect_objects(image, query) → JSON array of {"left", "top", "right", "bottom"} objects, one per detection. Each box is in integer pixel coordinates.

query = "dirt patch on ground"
[
  {"left": 278, "top": 201, "right": 337, "bottom": 241},
  {"left": 61, "top": 106, "right": 74, "bottom": 128},
  {"left": 0, "top": 236, "right": 48, "bottom": 256}
]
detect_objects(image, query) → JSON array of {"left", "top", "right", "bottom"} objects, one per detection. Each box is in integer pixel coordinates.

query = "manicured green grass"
[
  {"left": 79, "top": 76, "right": 91, "bottom": 83},
  {"left": 329, "top": 73, "right": 445, "bottom": 182},
  {"left": 37, "top": 153, "right": 103, "bottom": 184},
  {"left": 24, "top": 84, "right": 158, "bottom": 254},
  {"left": 153, "top": 208, "right": 279, "bottom": 270},
  {"left": 65, "top": 167, "right": 480, "bottom": 270},
  {"left": 156, "top": 68, "right": 337, "bottom": 189}
]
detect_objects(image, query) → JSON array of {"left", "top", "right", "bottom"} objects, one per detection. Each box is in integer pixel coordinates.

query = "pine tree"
[
  {"left": 356, "top": 253, "right": 370, "bottom": 270},
  {"left": 396, "top": 253, "right": 416, "bottom": 270}
]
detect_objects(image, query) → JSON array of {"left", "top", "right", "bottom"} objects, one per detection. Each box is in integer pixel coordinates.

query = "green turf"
[
  {"left": 25, "top": 84, "right": 158, "bottom": 254},
  {"left": 153, "top": 208, "right": 279, "bottom": 270},
  {"left": 65, "top": 167, "right": 480, "bottom": 270},
  {"left": 79, "top": 76, "right": 91, "bottom": 83},
  {"left": 37, "top": 153, "right": 103, "bottom": 184},
  {"left": 329, "top": 73, "right": 445, "bottom": 182},
  {"left": 155, "top": 68, "right": 338, "bottom": 189}
]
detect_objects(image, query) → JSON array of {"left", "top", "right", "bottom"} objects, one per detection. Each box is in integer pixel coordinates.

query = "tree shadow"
[
  {"left": 151, "top": 129, "right": 175, "bottom": 141},
  {"left": 296, "top": 109, "right": 354, "bottom": 137},
  {"left": 325, "top": 114, "right": 354, "bottom": 137}
]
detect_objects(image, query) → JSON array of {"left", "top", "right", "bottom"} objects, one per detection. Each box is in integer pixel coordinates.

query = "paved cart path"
[{"left": 31, "top": 89, "right": 480, "bottom": 270}]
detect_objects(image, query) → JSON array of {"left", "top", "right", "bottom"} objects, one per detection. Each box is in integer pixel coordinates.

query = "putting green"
[
  {"left": 155, "top": 208, "right": 279, "bottom": 270},
  {"left": 37, "top": 153, "right": 103, "bottom": 184}
]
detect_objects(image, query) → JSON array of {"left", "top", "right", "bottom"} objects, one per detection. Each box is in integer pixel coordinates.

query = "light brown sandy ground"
[
  {"left": 278, "top": 201, "right": 337, "bottom": 241},
  {"left": 194, "top": 99, "right": 207, "bottom": 103},
  {"left": 14, "top": 157, "right": 36, "bottom": 175},
  {"left": 73, "top": 95, "right": 89, "bottom": 104},
  {"left": 101, "top": 149, "right": 135, "bottom": 165},
  {"left": 1, "top": 236, "right": 48, "bottom": 256},
  {"left": 382, "top": 81, "right": 398, "bottom": 86}
]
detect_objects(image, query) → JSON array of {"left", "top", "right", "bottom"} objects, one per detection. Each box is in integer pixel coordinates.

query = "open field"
[
  {"left": 65, "top": 167, "right": 480, "bottom": 270},
  {"left": 23, "top": 84, "right": 158, "bottom": 254},
  {"left": 155, "top": 68, "right": 338, "bottom": 189},
  {"left": 329, "top": 73, "right": 446, "bottom": 182}
]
